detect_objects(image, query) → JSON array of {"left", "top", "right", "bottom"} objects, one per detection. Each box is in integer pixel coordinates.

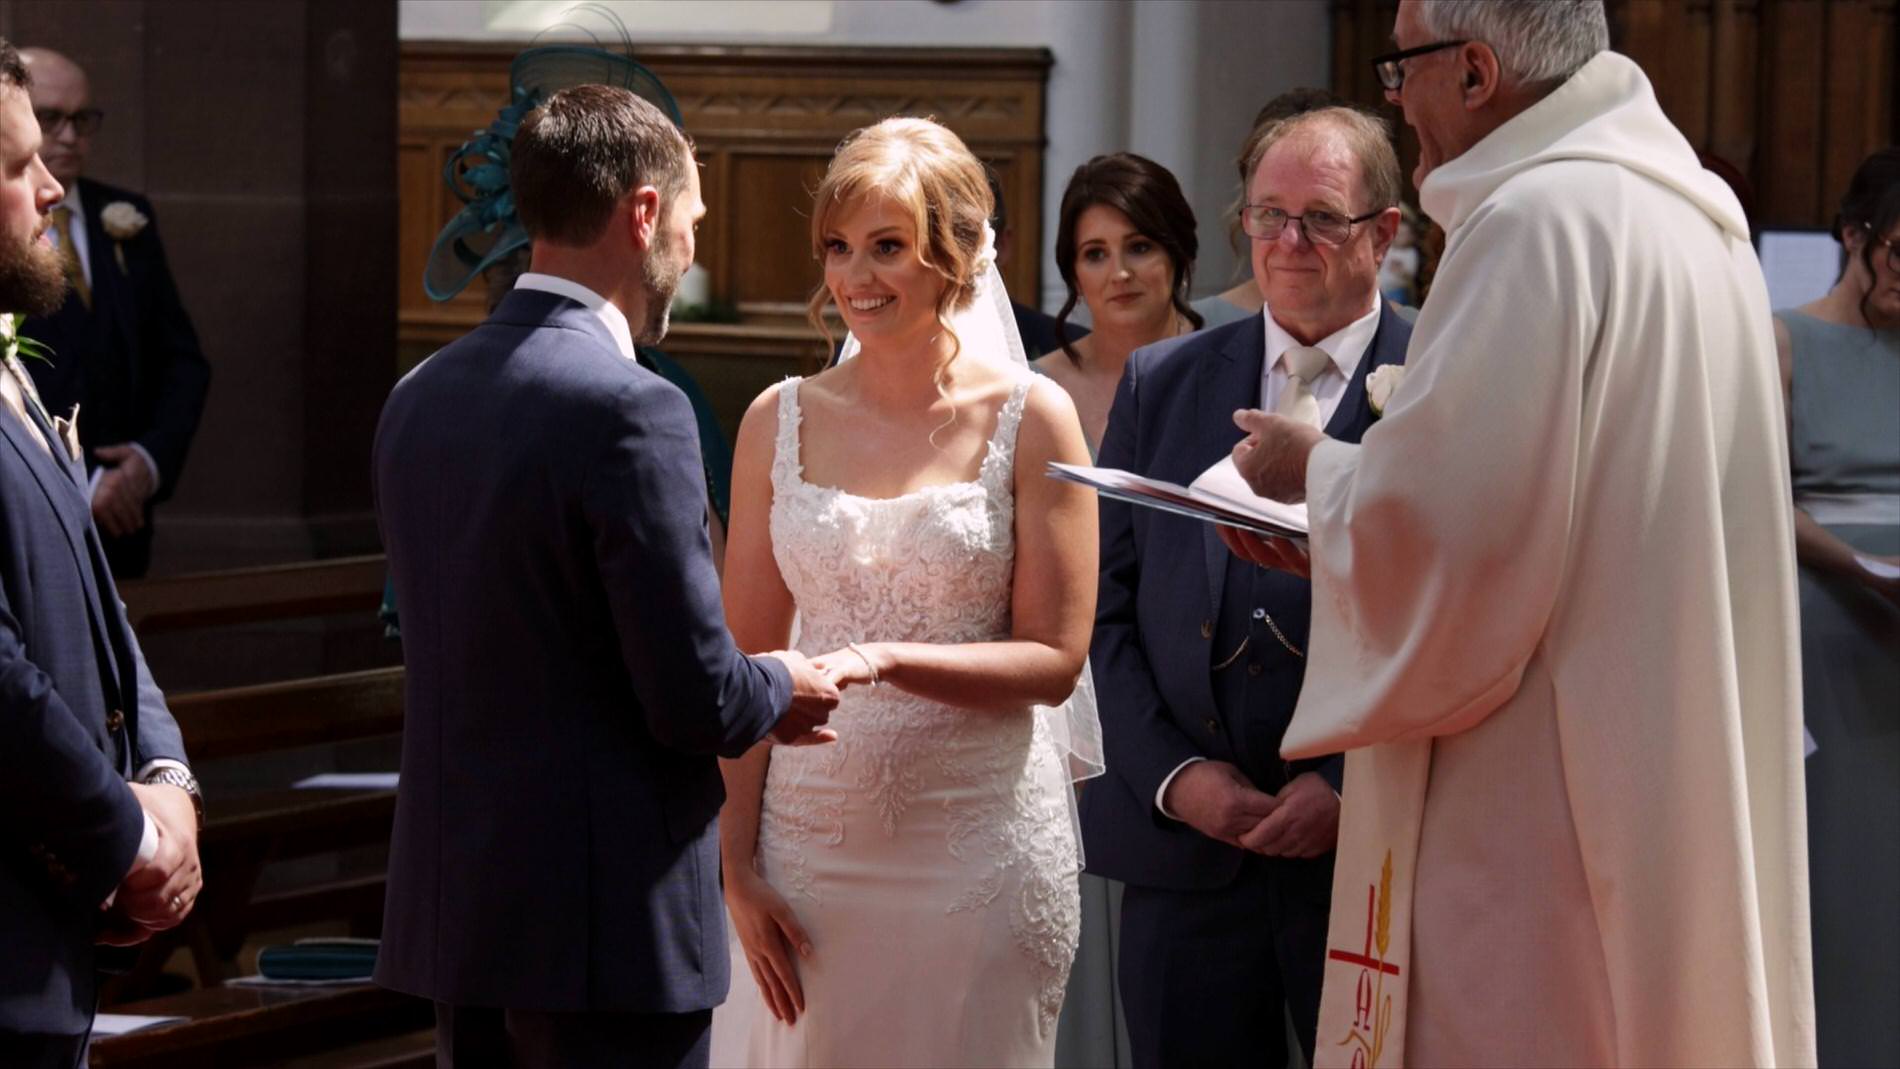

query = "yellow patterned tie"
[{"left": 51, "top": 206, "right": 91, "bottom": 310}]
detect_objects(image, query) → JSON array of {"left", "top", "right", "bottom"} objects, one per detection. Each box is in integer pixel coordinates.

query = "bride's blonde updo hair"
[{"left": 807, "top": 117, "right": 994, "bottom": 358}]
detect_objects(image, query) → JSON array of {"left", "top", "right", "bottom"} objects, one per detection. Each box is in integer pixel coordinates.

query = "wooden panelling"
[
  {"left": 1331, "top": 0, "right": 1896, "bottom": 230},
  {"left": 398, "top": 42, "right": 1053, "bottom": 367}
]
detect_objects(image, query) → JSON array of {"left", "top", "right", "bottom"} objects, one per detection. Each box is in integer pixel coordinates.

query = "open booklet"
[{"left": 1048, "top": 456, "right": 1308, "bottom": 541}]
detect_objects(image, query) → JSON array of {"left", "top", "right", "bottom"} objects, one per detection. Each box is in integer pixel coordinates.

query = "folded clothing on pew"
[{"left": 254, "top": 938, "right": 379, "bottom": 982}]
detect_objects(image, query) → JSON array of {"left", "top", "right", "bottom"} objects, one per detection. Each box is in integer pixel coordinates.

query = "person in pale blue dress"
[{"left": 1773, "top": 147, "right": 1900, "bottom": 1069}]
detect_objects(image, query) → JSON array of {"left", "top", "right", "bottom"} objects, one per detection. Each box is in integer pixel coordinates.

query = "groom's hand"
[
  {"left": 763, "top": 650, "right": 840, "bottom": 746},
  {"left": 1162, "top": 760, "right": 1280, "bottom": 849}
]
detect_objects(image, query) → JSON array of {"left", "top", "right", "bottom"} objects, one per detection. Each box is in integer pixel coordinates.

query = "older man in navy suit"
[
  {"left": 373, "top": 86, "right": 840, "bottom": 1069},
  {"left": 17, "top": 48, "right": 209, "bottom": 580},
  {"left": 0, "top": 39, "right": 201, "bottom": 1068},
  {"left": 1080, "top": 105, "right": 1411, "bottom": 1069}
]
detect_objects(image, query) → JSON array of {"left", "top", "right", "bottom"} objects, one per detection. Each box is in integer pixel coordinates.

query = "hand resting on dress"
[
  {"left": 760, "top": 650, "right": 841, "bottom": 746},
  {"left": 725, "top": 866, "right": 814, "bottom": 1026}
]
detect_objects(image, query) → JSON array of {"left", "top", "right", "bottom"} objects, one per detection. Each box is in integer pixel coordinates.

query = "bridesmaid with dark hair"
[
  {"left": 1774, "top": 147, "right": 1900, "bottom": 1069},
  {"left": 1034, "top": 153, "right": 1201, "bottom": 457}
]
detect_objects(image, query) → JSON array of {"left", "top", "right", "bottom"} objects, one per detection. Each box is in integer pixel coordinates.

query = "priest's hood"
[{"left": 1419, "top": 51, "right": 1749, "bottom": 243}]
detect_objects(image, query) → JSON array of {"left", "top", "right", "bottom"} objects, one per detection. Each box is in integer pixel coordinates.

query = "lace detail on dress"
[{"left": 760, "top": 374, "right": 1077, "bottom": 1035}]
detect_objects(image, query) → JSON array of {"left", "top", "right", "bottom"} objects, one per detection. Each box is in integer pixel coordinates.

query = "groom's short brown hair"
[{"left": 512, "top": 84, "right": 691, "bottom": 246}]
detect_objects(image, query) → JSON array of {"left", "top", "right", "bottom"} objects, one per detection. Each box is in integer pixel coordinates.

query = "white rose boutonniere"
[
  {"left": 101, "top": 201, "right": 150, "bottom": 272},
  {"left": 1366, "top": 364, "right": 1406, "bottom": 417},
  {"left": 0, "top": 310, "right": 53, "bottom": 366}
]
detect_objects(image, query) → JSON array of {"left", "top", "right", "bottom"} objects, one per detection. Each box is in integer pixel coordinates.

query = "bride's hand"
[
  {"left": 725, "top": 867, "right": 813, "bottom": 1025},
  {"left": 811, "top": 642, "right": 885, "bottom": 689}
]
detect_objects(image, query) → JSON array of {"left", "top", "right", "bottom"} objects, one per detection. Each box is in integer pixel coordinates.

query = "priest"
[{"left": 1220, "top": 2, "right": 1815, "bottom": 1066}]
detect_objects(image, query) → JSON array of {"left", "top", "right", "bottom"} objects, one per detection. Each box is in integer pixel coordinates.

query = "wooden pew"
[
  {"left": 110, "top": 560, "right": 405, "bottom": 990},
  {"left": 118, "top": 554, "right": 388, "bottom": 634},
  {"left": 147, "top": 668, "right": 404, "bottom": 984},
  {"left": 90, "top": 984, "right": 432, "bottom": 1069},
  {"left": 95, "top": 558, "right": 413, "bottom": 1060}
]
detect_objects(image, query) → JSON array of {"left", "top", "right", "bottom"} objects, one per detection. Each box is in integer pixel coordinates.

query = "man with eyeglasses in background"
[
  {"left": 1220, "top": 2, "right": 1815, "bottom": 1066},
  {"left": 17, "top": 47, "right": 208, "bottom": 579},
  {"left": 1081, "top": 103, "right": 1410, "bottom": 1069}
]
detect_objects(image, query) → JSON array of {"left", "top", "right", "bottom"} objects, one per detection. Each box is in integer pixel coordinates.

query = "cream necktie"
[
  {"left": 1, "top": 353, "right": 52, "bottom": 455},
  {"left": 51, "top": 206, "right": 91, "bottom": 310},
  {"left": 1274, "top": 344, "right": 1331, "bottom": 428}
]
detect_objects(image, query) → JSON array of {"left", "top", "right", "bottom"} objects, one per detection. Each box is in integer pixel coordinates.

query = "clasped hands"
[
  {"left": 762, "top": 641, "right": 894, "bottom": 747},
  {"left": 1219, "top": 409, "right": 1324, "bottom": 578},
  {"left": 91, "top": 443, "right": 156, "bottom": 539},
  {"left": 1162, "top": 760, "right": 1337, "bottom": 859},
  {"left": 98, "top": 782, "right": 202, "bottom": 946}
]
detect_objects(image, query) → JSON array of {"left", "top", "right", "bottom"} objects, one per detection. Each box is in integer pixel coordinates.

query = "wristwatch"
[{"left": 141, "top": 767, "right": 204, "bottom": 831}]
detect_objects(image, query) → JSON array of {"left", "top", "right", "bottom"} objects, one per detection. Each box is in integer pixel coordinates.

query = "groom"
[
  {"left": 373, "top": 85, "right": 839, "bottom": 1069},
  {"left": 1082, "top": 106, "right": 1409, "bottom": 1069}
]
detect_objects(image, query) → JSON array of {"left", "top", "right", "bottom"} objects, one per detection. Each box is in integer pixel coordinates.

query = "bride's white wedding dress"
[{"left": 710, "top": 375, "right": 1081, "bottom": 1068}]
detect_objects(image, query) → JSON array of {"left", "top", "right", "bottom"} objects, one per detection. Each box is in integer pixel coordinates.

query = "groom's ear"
[{"left": 625, "top": 185, "right": 663, "bottom": 252}]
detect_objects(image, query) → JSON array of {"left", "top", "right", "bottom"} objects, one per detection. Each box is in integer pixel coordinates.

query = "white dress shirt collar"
[
  {"left": 1261, "top": 297, "right": 1382, "bottom": 381},
  {"left": 513, "top": 272, "right": 636, "bottom": 362}
]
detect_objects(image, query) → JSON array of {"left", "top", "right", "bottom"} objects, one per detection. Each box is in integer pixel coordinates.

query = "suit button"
[
  {"left": 105, "top": 709, "right": 125, "bottom": 732},
  {"left": 1205, "top": 718, "right": 1220, "bottom": 734},
  {"left": 1200, "top": 620, "right": 1214, "bottom": 639},
  {"left": 1247, "top": 662, "right": 1263, "bottom": 677}
]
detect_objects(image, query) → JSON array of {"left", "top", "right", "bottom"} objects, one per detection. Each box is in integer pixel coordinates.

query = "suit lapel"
[
  {"left": 0, "top": 401, "right": 89, "bottom": 544},
  {"left": 1197, "top": 315, "right": 1267, "bottom": 617},
  {"left": 80, "top": 181, "right": 138, "bottom": 355},
  {"left": 0, "top": 404, "right": 126, "bottom": 703}
]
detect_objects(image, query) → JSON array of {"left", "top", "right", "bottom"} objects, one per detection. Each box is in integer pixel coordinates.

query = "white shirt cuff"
[
  {"left": 1155, "top": 756, "right": 1206, "bottom": 821},
  {"left": 106, "top": 811, "right": 159, "bottom": 909},
  {"left": 127, "top": 443, "right": 161, "bottom": 495},
  {"left": 136, "top": 758, "right": 190, "bottom": 781}
]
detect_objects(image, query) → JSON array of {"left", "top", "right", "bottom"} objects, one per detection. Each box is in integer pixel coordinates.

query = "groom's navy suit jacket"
[
  {"left": 1081, "top": 307, "right": 1410, "bottom": 892},
  {"left": 371, "top": 289, "right": 792, "bottom": 1014},
  {"left": 1, "top": 375, "right": 186, "bottom": 1035}
]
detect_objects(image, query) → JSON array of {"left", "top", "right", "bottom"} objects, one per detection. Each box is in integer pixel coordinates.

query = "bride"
[{"left": 709, "top": 116, "right": 1101, "bottom": 1067}]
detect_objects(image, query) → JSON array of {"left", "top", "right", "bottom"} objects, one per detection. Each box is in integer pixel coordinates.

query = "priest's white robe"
[{"left": 1283, "top": 53, "right": 1815, "bottom": 1068}]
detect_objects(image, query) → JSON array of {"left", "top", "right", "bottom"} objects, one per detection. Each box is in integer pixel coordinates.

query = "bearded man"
[{"left": 0, "top": 35, "right": 201, "bottom": 1068}]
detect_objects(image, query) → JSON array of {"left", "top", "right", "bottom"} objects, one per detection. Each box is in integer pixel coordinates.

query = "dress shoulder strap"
[
  {"left": 977, "top": 376, "right": 1035, "bottom": 492},
  {"left": 771, "top": 376, "right": 805, "bottom": 494}
]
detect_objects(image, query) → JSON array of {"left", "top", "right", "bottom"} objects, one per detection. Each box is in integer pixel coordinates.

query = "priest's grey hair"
[{"left": 1419, "top": 0, "right": 1609, "bottom": 91}]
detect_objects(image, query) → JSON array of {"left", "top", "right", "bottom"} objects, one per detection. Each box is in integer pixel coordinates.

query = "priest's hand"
[
  {"left": 1162, "top": 760, "right": 1280, "bottom": 849},
  {"left": 1231, "top": 410, "right": 1324, "bottom": 504},
  {"left": 1217, "top": 525, "right": 1311, "bottom": 578},
  {"left": 1238, "top": 772, "right": 1339, "bottom": 858}
]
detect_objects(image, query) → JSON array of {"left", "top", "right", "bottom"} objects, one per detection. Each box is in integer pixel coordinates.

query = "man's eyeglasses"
[
  {"left": 1241, "top": 205, "right": 1384, "bottom": 247},
  {"left": 1370, "top": 40, "right": 1469, "bottom": 92},
  {"left": 34, "top": 108, "right": 104, "bottom": 137}
]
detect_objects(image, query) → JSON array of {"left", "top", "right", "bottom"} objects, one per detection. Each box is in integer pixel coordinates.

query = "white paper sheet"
[
  {"left": 90, "top": 1013, "right": 184, "bottom": 1036},
  {"left": 292, "top": 772, "right": 399, "bottom": 790},
  {"left": 1856, "top": 554, "right": 1900, "bottom": 581},
  {"left": 1048, "top": 461, "right": 1308, "bottom": 540}
]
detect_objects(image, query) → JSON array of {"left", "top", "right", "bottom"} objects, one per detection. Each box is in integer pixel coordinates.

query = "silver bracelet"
[{"left": 846, "top": 641, "right": 879, "bottom": 686}]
